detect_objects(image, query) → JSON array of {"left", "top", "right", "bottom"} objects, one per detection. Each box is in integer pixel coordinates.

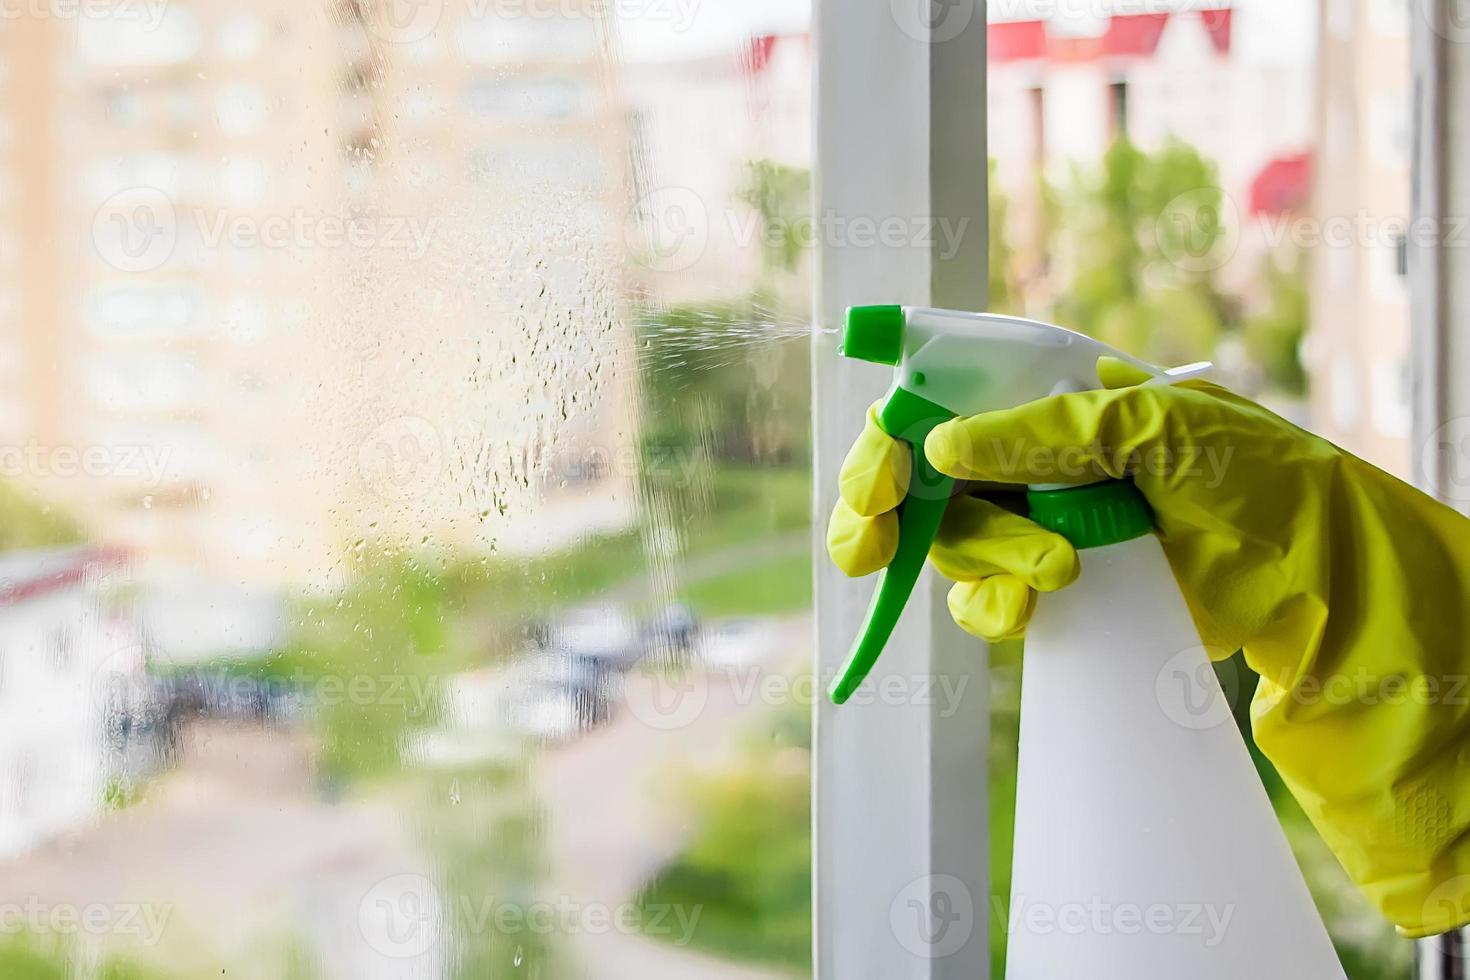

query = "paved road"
[
  {"left": 535, "top": 615, "right": 810, "bottom": 980},
  {"left": 0, "top": 723, "right": 442, "bottom": 980}
]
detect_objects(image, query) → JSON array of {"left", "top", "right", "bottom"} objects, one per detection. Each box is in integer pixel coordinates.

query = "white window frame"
[
  {"left": 1411, "top": 0, "right": 1470, "bottom": 519},
  {"left": 811, "top": 3, "right": 990, "bottom": 977}
]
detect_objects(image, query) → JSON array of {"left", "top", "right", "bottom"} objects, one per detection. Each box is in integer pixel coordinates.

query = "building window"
[{"left": 1109, "top": 81, "right": 1129, "bottom": 142}]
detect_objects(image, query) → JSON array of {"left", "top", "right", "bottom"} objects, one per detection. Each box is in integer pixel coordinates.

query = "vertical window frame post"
[{"left": 812, "top": 2, "right": 990, "bottom": 977}]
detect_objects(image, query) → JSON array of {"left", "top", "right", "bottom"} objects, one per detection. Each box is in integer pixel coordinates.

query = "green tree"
[
  {"left": 988, "top": 159, "right": 1019, "bottom": 315},
  {"left": 1243, "top": 250, "right": 1310, "bottom": 396},
  {"left": 637, "top": 700, "right": 812, "bottom": 970},
  {"left": 1048, "top": 138, "right": 1236, "bottom": 367},
  {"left": 0, "top": 481, "right": 82, "bottom": 552},
  {"left": 737, "top": 160, "right": 812, "bottom": 283},
  {"left": 634, "top": 299, "right": 809, "bottom": 472}
]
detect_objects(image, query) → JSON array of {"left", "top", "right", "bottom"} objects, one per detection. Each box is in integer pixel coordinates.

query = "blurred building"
[
  {"left": 0, "top": 547, "right": 138, "bottom": 856},
  {"left": 309, "top": 0, "right": 641, "bottom": 560},
  {"left": 986, "top": 1, "right": 1315, "bottom": 309},
  {"left": 1304, "top": 0, "right": 1411, "bottom": 477},
  {"left": 622, "top": 33, "right": 812, "bottom": 306},
  {"left": 0, "top": 0, "right": 638, "bottom": 586},
  {"left": 987, "top": 2, "right": 1312, "bottom": 183},
  {"left": 0, "top": 3, "right": 345, "bottom": 581}
]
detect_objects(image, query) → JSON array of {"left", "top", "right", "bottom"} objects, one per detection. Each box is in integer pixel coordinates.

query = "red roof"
[
  {"left": 1202, "top": 9, "right": 1233, "bottom": 55},
  {"left": 990, "top": 20, "right": 1048, "bottom": 62},
  {"left": 1249, "top": 153, "right": 1313, "bottom": 216},
  {"left": 989, "top": 9, "right": 1233, "bottom": 64},
  {"left": 740, "top": 33, "right": 812, "bottom": 76},
  {"left": 1102, "top": 13, "right": 1170, "bottom": 57},
  {"left": 0, "top": 546, "right": 128, "bottom": 606},
  {"left": 742, "top": 34, "right": 778, "bottom": 75}
]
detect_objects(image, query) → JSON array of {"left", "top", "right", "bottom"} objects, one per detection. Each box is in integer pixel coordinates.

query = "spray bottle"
[{"left": 833, "top": 305, "right": 1345, "bottom": 977}]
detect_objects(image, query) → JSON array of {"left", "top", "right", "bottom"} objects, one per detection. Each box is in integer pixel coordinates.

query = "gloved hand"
[{"left": 827, "top": 363, "right": 1470, "bottom": 938}]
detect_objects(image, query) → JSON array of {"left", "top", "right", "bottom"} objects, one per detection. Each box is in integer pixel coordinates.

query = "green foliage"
[
  {"left": 738, "top": 153, "right": 1019, "bottom": 319},
  {"left": 738, "top": 160, "right": 813, "bottom": 280},
  {"left": 989, "top": 159, "right": 1019, "bottom": 315},
  {"left": 0, "top": 481, "right": 83, "bottom": 553},
  {"left": 1243, "top": 251, "right": 1310, "bottom": 396},
  {"left": 637, "top": 703, "right": 812, "bottom": 971},
  {"left": 102, "top": 775, "right": 143, "bottom": 811},
  {"left": 252, "top": 555, "right": 457, "bottom": 781},
  {"left": 1048, "top": 138, "right": 1236, "bottom": 367},
  {"left": 278, "top": 936, "right": 323, "bottom": 980},
  {"left": 636, "top": 301, "right": 810, "bottom": 464},
  {"left": 0, "top": 940, "right": 68, "bottom": 980},
  {"left": 417, "top": 766, "right": 563, "bottom": 980},
  {"left": 0, "top": 938, "right": 167, "bottom": 980},
  {"left": 1008, "top": 136, "right": 1316, "bottom": 402}
]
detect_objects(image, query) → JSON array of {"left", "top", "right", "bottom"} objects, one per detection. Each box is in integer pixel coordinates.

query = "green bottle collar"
[{"left": 1027, "top": 480, "right": 1154, "bottom": 550}]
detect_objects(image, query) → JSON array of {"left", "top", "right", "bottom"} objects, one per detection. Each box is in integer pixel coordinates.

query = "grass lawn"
[
  {"left": 677, "top": 551, "right": 812, "bottom": 618},
  {"left": 0, "top": 940, "right": 160, "bottom": 980},
  {"left": 443, "top": 464, "right": 812, "bottom": 622}
]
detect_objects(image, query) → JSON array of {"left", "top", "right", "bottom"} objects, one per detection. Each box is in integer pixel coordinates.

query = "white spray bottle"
[{"left": 831, "top": 305, "right": 1345, "bottom": 978}]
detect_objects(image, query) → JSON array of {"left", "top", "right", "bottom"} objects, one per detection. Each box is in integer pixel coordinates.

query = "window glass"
[
  {"left": 455, "top": 16, "right": 599, "bottom": 63},
  {"left": 0, "top": 3, "right": 814, "bottom": 979}
]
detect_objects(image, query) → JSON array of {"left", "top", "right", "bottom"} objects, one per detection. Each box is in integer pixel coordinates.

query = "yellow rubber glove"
[
  {"left": 827, "top": 369, "right": 1470, "bottom": 938},
  {"left": 828, "top": 401, "right": 1081, "bottom": 639}
]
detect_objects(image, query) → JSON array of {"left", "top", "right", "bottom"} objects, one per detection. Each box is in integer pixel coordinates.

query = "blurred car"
[
  {"left": 537, "top": 605, "right": 639, "bottom": 668},
  {"left": 499, "top": 686, "right": 586, "bottom": 744},
  {"left": 549, "top": 605, "right": 638, "bottom": 663},
  {"left": 639, "top": 602, "right": 700, "bottom": 661},
  {"left": 494, "top": 651, "right": 612, "bottom": 743}
]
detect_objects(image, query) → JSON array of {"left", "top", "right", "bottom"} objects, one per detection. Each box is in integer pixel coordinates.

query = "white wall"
[{"left": 0, "top": 568, "right": 139, "bottom": 855}]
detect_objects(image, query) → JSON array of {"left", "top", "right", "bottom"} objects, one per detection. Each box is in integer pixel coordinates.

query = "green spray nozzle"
[
  {"left": 839, "top": 304, "right": 905, "bottom": 366},
  {"left": 830, "top": 307, "right": 956, "bottom": 704},
  {"left": 828, "top": 304, "right": 1209, "bottom": 705}
]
